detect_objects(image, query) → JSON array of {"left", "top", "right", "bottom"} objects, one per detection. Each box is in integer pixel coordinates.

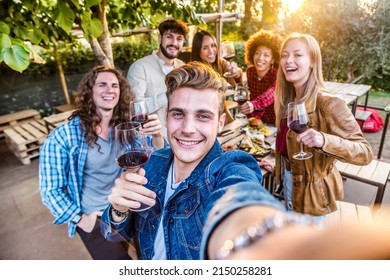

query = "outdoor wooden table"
[
  {"left": 324, "top": 200, "right": 373, "bottom": 227},
  {"left": 325, "top": 81, "right": 371, "bottom": 115}
]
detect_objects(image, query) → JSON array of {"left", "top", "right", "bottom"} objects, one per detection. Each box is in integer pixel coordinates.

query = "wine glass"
[
  {"left": 130, "top": 98, "right": 149, "bottom": 126},
  {"left": 233, "top": 83, "right": 249, "bottom": 121},
  {"left": 114, "top": 121, "right": 152, "bottom": 211},
  {"left": 287, "top": 101, "right": 313, "bottom": 160},
  {"left": 221, "top": 41, "right": 236, "bottom": 78}
]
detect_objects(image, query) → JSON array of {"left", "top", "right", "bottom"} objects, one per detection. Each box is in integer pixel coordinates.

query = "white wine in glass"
[{"left": 287, "top": 101, "right": 313, "bottom": 160}]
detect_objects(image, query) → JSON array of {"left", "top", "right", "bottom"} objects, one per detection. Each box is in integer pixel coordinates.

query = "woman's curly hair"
[
  {"left": 245, "top": 30, "right": 282, "bottom": 67},
  {"left": 70, "top": 66, "right": 132, "bottom": 146}
]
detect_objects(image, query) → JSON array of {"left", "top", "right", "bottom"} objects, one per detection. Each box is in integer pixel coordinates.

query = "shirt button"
[
  {"left": 184, "top": 208, "right": 189, "bottom": 215},
  {"left": 169, "top": 218, "right": 174, "bottom": 224}
]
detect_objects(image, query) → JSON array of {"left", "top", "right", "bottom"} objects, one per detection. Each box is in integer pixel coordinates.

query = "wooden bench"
[
  {"left": 335, "top": 159, "right": 390, "bottom": 205},
  {"left": 324, "top": 200, "right": 373, "bottom": 227},
  {"left": 43, "top": 110, "right": 74, "bottom": 133},
  {"left": 0, "top": 109, "right": 41, "bottom": 139},
  {"left": 4, "top": 119, "right": 48, "bottom": 165}
]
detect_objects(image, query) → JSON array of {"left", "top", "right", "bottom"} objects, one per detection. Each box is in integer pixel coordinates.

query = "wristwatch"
[{"left": 71, "top": 213, "right": 82, "bottom": 224}]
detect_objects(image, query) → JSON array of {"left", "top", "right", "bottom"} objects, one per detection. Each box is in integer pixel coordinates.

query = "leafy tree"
[
  {"left": 282, "top": 0, "right": 390, "bottom": 86},
  {"left": 0, "top": 0, "right": 200, "bottom": 72}
]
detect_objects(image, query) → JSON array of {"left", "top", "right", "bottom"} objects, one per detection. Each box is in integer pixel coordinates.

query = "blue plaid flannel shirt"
[{"left": 39, "top": 116, "right": 159, "bottom": 237}]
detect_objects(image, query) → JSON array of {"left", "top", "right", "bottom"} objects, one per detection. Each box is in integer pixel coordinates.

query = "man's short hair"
[
  {"left": 165, "top": 61, "right": 227, "bottom": 116},
  {"left": 158, "top": 18, "right": 189, "bottom": 38}
]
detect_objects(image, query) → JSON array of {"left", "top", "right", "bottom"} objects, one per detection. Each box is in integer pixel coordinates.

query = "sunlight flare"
[{"left": 282, "top": 0, "right": 304, "bottom": 13}]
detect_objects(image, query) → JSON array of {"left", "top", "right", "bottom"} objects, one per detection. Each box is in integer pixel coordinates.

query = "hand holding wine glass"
[
  {"left": 287, "top": 101, "right": 313, "bottom": 160},
  {"left": 114, "top": 121, "right": 153, "bottom": 211},
  {"left": 130, "top": 98, "right": 149, "bottom": 126}
]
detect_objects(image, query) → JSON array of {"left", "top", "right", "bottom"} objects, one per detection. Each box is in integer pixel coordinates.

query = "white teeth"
[
  {"left": 179, "top": 140, "right": 200, "bottom": 146},
  {"left": 103, "top": 97, "right": 114, "bottom": 100},
  {"left": 256, "top": 62, "right": 265, "bottom": 68},
  {"left": 286, "top": 67, "right": 297, "bottom": 72}
]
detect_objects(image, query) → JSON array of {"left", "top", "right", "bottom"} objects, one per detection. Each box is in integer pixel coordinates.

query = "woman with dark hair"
[
  {"left": 39, "top": 66, "right": 165, "bottom": 259},
  {"left": 191, "top": 30, "right": 243, "bottom": 123},
  {"left": 191, "top": 30, "right": 242, "bottom": 87},
  {"left": 237, "top": 30, "right": 282, "bottom": 125}
]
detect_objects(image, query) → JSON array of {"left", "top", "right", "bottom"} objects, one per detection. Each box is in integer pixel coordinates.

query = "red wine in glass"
[
  {"left": 131, "top": 114, "right": 149, "bottom": 124},
  {"left": 114, "top": 121, "right": 152, "bottom": 211},
  {"left": 130, "top": 99, "right": 149, "bottom": 126},
  {"left": 288, "top": 119, "right": 308, "bottom": 134},
  {"left": 223, "top": 55, "right": 235, "bottom": 62},
  {"left": 287, "top": 102, "right": 313, "bottom": 160},
  {"left": 116, "top": 150, "right": 150, "bottom": 172},
  {"left": 234, "top": 84, "right": 249, "bottom": 121},
  {"left": 234, "top": 95, "right": 248, "bottom": 105},
  {"left": 221, "top": 41, "right": 236, "bottom": 78}
]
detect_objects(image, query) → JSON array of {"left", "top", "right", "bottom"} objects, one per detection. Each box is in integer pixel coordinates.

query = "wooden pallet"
[
  {"left": 0, "top": 109, "right": 41, "bottom": 138},
  {"left": 43, "top": 110, "right": 74, "bottom": 133},
  {"left": 4, "top": 120, "right": 48, "bottom": 165}
]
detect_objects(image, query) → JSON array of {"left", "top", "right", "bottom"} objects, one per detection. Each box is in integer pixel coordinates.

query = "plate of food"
[
  {"left": 239, "top": 135, "right": 272, "bottom": 159},
  {"left": 245, "top": 118, "right": 277, "bottom": 137}
]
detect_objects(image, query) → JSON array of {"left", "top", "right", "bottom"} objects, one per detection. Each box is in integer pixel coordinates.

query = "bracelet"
[
  {"left": 110, "top": 206, "right": 129, "bottom": 219},
  {"left": 215, "top": 212, "right": 317, "bottom": 260}
]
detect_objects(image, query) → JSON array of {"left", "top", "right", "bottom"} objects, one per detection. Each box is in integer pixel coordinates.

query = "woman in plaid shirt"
[{"left": 238, "top": 30, "right": 282, "bottom": 125}]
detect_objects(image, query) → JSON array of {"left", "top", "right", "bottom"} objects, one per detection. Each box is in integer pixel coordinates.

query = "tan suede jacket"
[{"left": 275, "top": 91, "right": 374, "bottom": 216}]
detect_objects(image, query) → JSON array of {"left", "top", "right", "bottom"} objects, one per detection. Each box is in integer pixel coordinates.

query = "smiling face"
[
  {"left": 200, "top": 35, "right": 217, "bottom": 64},
  {"left": 280, "top": 38, "right": 312, "bottom": 88},
  {"left": 92, "top": 72, "right": 120, "bottom": 114},
  {"left": 166, "top": 87, "right": 225, "bottom": 172},
  {"left": 159, "top": 31, "right": 185, "bottom": 59},
  {"left": 253, "top": 45, "right": 274, "bottom": 77}
]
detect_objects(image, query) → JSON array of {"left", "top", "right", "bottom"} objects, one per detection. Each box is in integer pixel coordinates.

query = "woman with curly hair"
[
  {"left": 39, "top": 66, "right": 165, "bottom": 259},
  {"left": 237, "top": 30, "right": 282, "bottom": 125}
]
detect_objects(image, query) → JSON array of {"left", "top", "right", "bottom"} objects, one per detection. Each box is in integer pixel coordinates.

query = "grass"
[{"left": 357, "top": 90, "right": 390, "bottom": 119}]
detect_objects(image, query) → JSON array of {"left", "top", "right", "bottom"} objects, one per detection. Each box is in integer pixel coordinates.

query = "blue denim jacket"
[{"left": 101, "top": 140, "right": 284, "bottom": 260}]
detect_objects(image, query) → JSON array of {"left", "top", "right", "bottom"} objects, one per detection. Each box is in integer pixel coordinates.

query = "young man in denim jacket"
[{"left": 101, "top": 62, "right": 285, "bottom": 260}]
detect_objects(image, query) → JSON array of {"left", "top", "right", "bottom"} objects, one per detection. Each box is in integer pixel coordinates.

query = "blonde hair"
[
  {"left": 165, "top": 61, "right": 227, "bottom": 116},
  {"left": 275, "top": 33, "right": 326, "bottom": 128}
]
